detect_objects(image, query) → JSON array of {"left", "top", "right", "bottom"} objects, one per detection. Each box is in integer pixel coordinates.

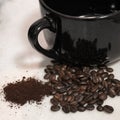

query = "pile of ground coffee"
[{"left": 3, "top": 77, "right": 52, "bottom": 105}]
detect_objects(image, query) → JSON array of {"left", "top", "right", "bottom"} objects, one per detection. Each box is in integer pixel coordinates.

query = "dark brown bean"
[
  {"left": 51, "top": 105, "right": 60, "bottom": 112},
  {"left": 97, "top": 105, "right": 103, "bottom": 111},
  {"left": 106, "top": 67, "right": 113, "bottom": 72},
  {"left": 44, "top": 73, "right": 50, "bottom": 79},
  {"left": 70, "top": 105, "right": 78, "bottom": 113},
  {"left": 108, "top": 88, "right": 116, "bottom": 98},
  {"left": 97, "top": 69, "right": 104, "bottom": 74},
  {"left": 86, "top": 104, "right": 95, "bottom": 111},
  {"left": 67, "top": 96, "right": 74, "bottom": 103},
  {"left": 83, "top": 67, "right": 90, "bottom": 73},
  {"left": 50, "top": 98, "right": 59, "bottom": 106},
  {"left": 75, "top": 95, "right": 84, "bottom": 102},
  {"left": 54, "top": 93, "right": 63, "bottom": 101},
  {"left": 102, "top": 80, "right": 108, "bottom": 89},
  {"left": 108, "top": 74, "right": 114, "bottom": 79},
  {"left": 101, "top": 72, "right": 108, "bottom": 79},
  {"left": 103, "top": 105, "right": 114, "bottom": 113},
  {"left": 99, "top": 93, "right": 107, "bottom": 100},
  {"left": 96, "top": 100, "right": 104, "bottom": 105},
  {"left": 62, "top": 105, "right": 70, "bottom": 113},
  {"left": 78, "top": 106, "right": 86, "bottom": 112}
]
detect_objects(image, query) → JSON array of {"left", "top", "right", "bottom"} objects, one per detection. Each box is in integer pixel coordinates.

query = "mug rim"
[{"left": 40, "top": 0, "right": 120, "bottom": 20}]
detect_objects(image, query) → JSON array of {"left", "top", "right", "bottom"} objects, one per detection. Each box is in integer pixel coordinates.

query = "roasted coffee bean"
[
  {"left": 99, "top": 93, "right": 107, "bottom": 100},
  {"left": 44, "top": 73, "right": 50, "bottom": 79},
  {"left": 96, "top": 100, "right": 104, "bottom": 105},
  {"left": 49, "top": 75, "right": 56, "bottom": 81},
  {"left": 108, "top": 88, "right": 116, "bottom": 98},
  {"left": 62, "top": 105, "right": 70, "bottom": 113},
  {"left": 70, "top": 101, "right": 78, "bottom": 106},
  {"left": 92, "top": 76, "right": 99, "bottom": 84},
  {"left": 86, "top": 104, "right": 95, "bottom": 111},
  {"left": 78, "top": 106, "right": 86, "bottom": 112},
  {"left": 75, "top": 95, "right": 84, "bottom": 102},
  {"left": 101, "top": 72, "right": 108, "bottom": 79},
  {"left": 102, "top": 80, "right": 108, "bottom": 89},
  {"left": 103, "top": 105, "right": 114, "bottom": 113},
  {"left": 108, "top": 74, "right": 114, "bottom": 79},
  {"left": 67, "top": 96, "right": 74, "bottom": 103},
  {"left": 50, "top": 98, "right": 59, "bottom": 106},
  {"left": 67, "top": 90, "right": 73, "bottom": 95},
  {"left": 97, "top": 69, "right": 104, "bottom": 74},
  {"left": 88, "top": 99, "right": 97, "bottom": 104},
  {"left": 51, "top": 105, "right": 60, "bottom": 112},
  {"left": 106, "top": 67, "right": 113, "bottom": 72},
  {"left": 83, "top": 67, "right": 90, "bottom": 73},
  {"left": 91, "top": 85, "right": 98, "bottom": 92},
  {"left": 97, "top": 105, "right": 103, "bottom": 111},
  {"left": 93, "top": 92, "right": 99, "bottom": 99},
  {"left": 70, "top": 105, "right": 78, "bottom": 113},
  {"left": 90, "top": 70, "right": 97, "bottom": 76},
  {"left": 47, "top": 65, "right": 53, "bottom": 70},
  {"left": 60, "top": 101, "right": 66, "bottom": 106},
  {"left": 54, "top": 93, "right": 63, "bottom": 101}
]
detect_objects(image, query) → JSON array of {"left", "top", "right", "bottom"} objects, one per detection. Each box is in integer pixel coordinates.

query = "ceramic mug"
[{"left": 28, "top": 0, "right": 120, "bottom": 66}]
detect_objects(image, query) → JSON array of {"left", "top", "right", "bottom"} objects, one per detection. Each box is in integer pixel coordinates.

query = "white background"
[{"left": 0, "top": 0, "right": 120, "bottom": 120}]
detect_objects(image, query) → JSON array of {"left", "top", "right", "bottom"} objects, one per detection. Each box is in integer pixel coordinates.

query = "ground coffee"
[{"left": 3, "top": 77, "right": 52, "bottom": 105}]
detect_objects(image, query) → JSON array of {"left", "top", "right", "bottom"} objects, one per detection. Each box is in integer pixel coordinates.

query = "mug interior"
[{"left": 40, "top": 0, "right": 120, "bottom": 18}]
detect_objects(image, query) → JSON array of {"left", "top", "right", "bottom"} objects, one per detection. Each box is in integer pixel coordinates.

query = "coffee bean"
[
  {"left": 83, "top": 67, "right": 90, "bottom": 73},
  {"left": 54, "top": 93, "right": 63, "bottom": 101},
  {"left": 101, "top": 72, "right": 108, "bottom": 79},
  {"left": 67, "top": 96, "right": 74, "bottom": 103},
  {"left": 62, "top": 105, "right": 70, "bottom": 113},
  {"left": 97, "top": 105, "right": 103, "bottom": 111},
  {"left": 97, "top": 69, "right": 104, "bottom": 74},
  {"left": 99, "top": 93, "right": 107, "bottom": 100},
  {"left": 50, "top": 98, "right": 59, "bottom": 106},
  {"left": 102, "top": 80, "right": 108, "bottom": 89},
  {"left": 78, "top": 106, "right": 86, "bottom": 112},
  {"left": 108, "top": 74, "right": 114, "bottom": 79},
  {"left": 70, "top": 105, "right": 78, "bottom": 113},
  {"left": 51, "top": 105, "right": 60, "bottom": 112},
  {"left": 47, "top": 65, "right": 53, "bottom": 70},
  {"left": 86, "top": 104, "right": 95, "bottom": 111},
  {"left": 44, "top": 73, "right": 50, "bottom": 79},
  {"left": 103, "top": 105, "right": 114, "bottom": 113},
  {"left": 75, "top": 95, "right": 84, "bottom": 102},
  {"left": 93, "top": 92, "right": 99, "bottom": 99},
  {"left": 91, "top": 85, "right": 98, "bottom": 92},
  {"left": 88, "top": 99, "right": 97, "bottom": 104},
  {"left": 106, "top": 67, "right": 113, "bottom": 72},
  {"left": 108, "top": 88, "right": 116, "bottom": 98},
  {"left": 96, "top": 100, "right": 104, "bottom": 105}
]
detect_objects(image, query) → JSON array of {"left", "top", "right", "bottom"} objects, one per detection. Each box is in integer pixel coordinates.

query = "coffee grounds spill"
[
  {"left": 3, "top": 77, "right": 52, "bottom": 105},
  {"left": 3, "top": 60, "right": 120, "bottom": 114}
]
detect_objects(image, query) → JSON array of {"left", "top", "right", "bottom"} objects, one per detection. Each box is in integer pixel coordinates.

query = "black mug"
[{"left": 28, "top": 0, "right": 120, "bottom": 66}]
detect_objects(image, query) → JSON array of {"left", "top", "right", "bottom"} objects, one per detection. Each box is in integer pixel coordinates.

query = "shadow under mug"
[{"left": 28, "top": 0, "right": 120, "bottom": 66}]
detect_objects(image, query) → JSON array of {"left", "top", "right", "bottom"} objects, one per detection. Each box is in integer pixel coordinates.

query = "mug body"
[{"left": 28, "top": 0, "right": 120, "bottom": 66}]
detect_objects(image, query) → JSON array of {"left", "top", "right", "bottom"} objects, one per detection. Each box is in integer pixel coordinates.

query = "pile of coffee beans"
[{"left": 44, "top": 61, "right": 120, "bottom": 113}]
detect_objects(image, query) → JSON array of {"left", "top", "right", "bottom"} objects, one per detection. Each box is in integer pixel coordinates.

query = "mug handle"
[{"left": 28, "top": 16, "right": 59, "bottom": 59}]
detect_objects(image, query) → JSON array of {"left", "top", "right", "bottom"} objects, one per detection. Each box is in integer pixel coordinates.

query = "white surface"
[{"left": 0, "top": 0, "right": 120, "bottom": 120}]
